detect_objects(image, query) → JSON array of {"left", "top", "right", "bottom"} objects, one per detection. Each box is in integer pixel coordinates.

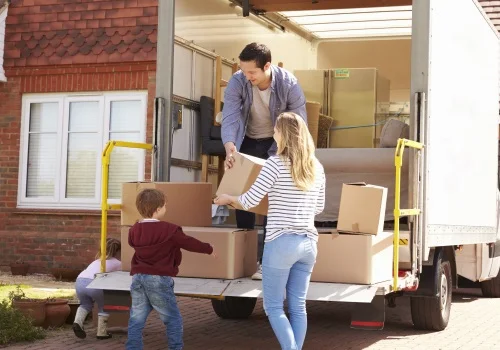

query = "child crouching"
[{"left": 73, "top": 238, "right": 122, "bottom": 339}]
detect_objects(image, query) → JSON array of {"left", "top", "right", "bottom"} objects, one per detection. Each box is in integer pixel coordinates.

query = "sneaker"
[{"left": 252, "top": 264, "right": 263, "bottom": 280}]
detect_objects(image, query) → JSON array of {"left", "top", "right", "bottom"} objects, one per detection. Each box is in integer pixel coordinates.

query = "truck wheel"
[
  {"left": 410, "top": 259, "right": 452, "bottom": 331},
  {"left": 480, "top": 274, "right": 500, "bottom": 297},
  {"left": 211, "top": 297, "right": 257, "bottom": 319}
]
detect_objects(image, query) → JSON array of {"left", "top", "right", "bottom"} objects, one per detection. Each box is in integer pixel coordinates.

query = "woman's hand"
[{"left": 214, "top": 194, "right": 236, "bottom": 206}]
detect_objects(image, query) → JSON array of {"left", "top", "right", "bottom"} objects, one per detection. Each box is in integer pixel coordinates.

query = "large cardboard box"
[
  {"left": 121, "top": 226, "right": 132, "bottom": 271},
  {"left": 121, "top": 226, "right": 258, "bottom": 279},
  {"left": 121, "top": 182, "right": 213, "bottom": 226},
  {"left": 337, "top": 183, "right": 388, "bottom": 235},
  {"left": 311, "top": 231, "right": 393, "bottom": 284},
  {"left": 216, "top": 152, "right": 268, "bottom": 216},
  {"left": 177, "top": 227, "right": 257, "bottom": 279}
]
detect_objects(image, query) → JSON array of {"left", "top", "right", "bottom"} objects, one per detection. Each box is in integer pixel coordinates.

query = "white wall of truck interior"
[{"left": 175, "top": 0, "right": 317, "bottom": 72}]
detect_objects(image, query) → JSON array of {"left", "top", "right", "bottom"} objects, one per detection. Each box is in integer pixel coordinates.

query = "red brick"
[
  {"left": 57, "top": 13, "right": 70, "bottom": 22},
  {"left": 87, "top": 20, "right": 100, "bottom": 29},
  {"left": 143, "top": 7, "right": 157, "bottom": 16},
  {"left": 113, "top": 0, "right": 126, "bottom": 9},
  {"left": 81, "top": 11, "right": 94, "bottom": 20},
  {"left": 105, "top": 8, "right": 143, "bottom": 19},
  {"left": 93, "top": 10, "right": 106, "bottom": 20},
  {"left": 125, "top": 0, "right": 139, "bottom": 7},
  {"left": 88, "top": 1, "right": 114, "bottom": 11}
]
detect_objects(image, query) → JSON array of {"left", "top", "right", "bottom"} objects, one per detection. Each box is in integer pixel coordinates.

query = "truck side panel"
[{"left": 412, "top": 0, "right": 500, "bottom": 248}]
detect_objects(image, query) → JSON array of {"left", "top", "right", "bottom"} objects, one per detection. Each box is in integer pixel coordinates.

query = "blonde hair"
[
  {"left": 275, "top": 112, "right": 317, "bottom": 191},
  {"left": 96, "top": 238, "right": 121, "bottom": 260}
]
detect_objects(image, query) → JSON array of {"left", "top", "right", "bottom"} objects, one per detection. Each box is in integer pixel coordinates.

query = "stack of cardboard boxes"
[
  {"left": 102, "top": 182, "right": 258, "bottom": 328},
  {"left": 312, "top": 183, "right": 393, "bottom": 284},
  {"left": 218, "top": 152, "right": 394, "bottom": 285},
  {"left": 120, "top": 182, "right": 258, "bottom": 279},
  {"left": 104, "top": 151, "right": 394, "bottom": 327}
]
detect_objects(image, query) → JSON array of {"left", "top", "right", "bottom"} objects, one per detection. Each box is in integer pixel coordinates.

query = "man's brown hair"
[{"left": 136, "top": 189, "right": 166, "bottom": 219}]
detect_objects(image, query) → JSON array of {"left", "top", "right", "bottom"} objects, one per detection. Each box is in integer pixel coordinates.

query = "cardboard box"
[
  {"left": 121, "top": 182, "right": 212, "bottom": 226},
  {"left": 216, "top": 152, "right": 268, "bottom": 216},
  {"left": 121, "top": 226, "right": 258, "bottom": 279},
  {"left": 337, "top": 183, "right": 388, "bottom": 235},
  {"left": 121, "top": 226, "right": 132, "bottom": 271},
  {"left": 311, "top": 231, "right": 393, "bottom": 284},
  {"left": 177, "top": 227, "right": 257, "bottom": 279}
]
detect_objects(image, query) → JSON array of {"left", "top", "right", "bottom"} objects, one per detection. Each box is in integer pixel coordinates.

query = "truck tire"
[
  {"left": 410, "top": 259, "right": 452, "bottom": 331},
  {"left": 211, "top": 297, "right": 257, "bottom": 319},
  {"left": 480, "top": 274, "right": 500, "bottom": 297}
]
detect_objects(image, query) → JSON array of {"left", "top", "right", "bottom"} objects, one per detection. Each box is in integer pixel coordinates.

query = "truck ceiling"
[{"left": 245, "top": 0, "right": 412, "bottom": 12}]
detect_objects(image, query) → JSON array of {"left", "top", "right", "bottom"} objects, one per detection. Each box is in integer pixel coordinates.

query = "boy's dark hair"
[
  {"left": 136, "top": 189, "right": 166, "bottom": 219},
  {"left": 239, "top": 43, "right": 272, "bottom": 70}
]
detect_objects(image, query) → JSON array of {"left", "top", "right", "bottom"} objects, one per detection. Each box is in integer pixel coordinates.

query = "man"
[{"left": 221, "top": 42, "right": 307, "bottom": 280}]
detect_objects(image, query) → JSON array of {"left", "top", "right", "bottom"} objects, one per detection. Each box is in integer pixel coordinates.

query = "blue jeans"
[
  {"left": 262, "top": 234, "right": 317, "bottom": 350},
  {"left": 126, "top": 274, "right": 183, "bottom": 350},
  {"left": 75, "top": 277, "right": 104, "bottom": 313}
]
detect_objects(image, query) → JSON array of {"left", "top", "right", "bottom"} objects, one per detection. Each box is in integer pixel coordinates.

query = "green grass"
[
  {"left": 0, "top": 283, "right": 77, "bottom": 345},
  {"left": 0, "top": 284, "right": 76, "bottom": 304}
]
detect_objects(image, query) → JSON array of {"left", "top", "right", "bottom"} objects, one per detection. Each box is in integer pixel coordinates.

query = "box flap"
[
  {"left": 239, "top": 152, "right": 267, "bottom": 166},
  {"left": 182, "top": 226, "right": 245, "bottom": 234}
]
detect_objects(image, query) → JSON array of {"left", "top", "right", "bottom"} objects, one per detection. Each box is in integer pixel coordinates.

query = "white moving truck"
[{"left": 90, "top": 0, "right": 500, "bottom": 331}]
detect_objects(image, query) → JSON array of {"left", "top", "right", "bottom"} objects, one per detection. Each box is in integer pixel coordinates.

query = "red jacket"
[{"left": 128, "top": 221, "right": 213, "bottom": 277}]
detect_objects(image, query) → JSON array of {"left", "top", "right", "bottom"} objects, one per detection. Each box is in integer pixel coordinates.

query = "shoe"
[
  {"left": 251, "top": 264, "right": 262, "bottom": 280},
  {"left": 96, "top": 313, "right": 113, "bottom": 340},
  {"left": 72, "top": 322, "right": 86, "bottom": 339},
  {"left": 72, "top": 307, "right": 88, "bottom": 339}
]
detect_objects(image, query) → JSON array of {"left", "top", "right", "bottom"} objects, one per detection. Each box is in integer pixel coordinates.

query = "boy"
[{"left": 125, "top": 189, "right": 216, "bottom": 350}]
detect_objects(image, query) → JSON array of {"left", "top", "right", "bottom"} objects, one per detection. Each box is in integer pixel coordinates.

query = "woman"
[{"left": 215, "top": 112, "right": 325, "bottom": 350}]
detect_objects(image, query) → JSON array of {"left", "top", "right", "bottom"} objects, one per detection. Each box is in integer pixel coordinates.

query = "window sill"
[{"left": 12, "top": 208, "right": 121, "bottom": 217}]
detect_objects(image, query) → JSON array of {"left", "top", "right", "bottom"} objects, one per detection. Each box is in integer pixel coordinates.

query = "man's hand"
[
  {"left": 213, "top": 194, "right": 236, "bottom": 206},
  {"left": 224, "top": 142, "right": 237, "bottom": 170}
]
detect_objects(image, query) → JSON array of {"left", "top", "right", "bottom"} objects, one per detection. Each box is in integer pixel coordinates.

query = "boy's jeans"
[
  {"left": 126, "top": 274, "right": 183, "bottom": 350},
  {"left": 262, "top": 234, "right": 317, "bottom": 350}
]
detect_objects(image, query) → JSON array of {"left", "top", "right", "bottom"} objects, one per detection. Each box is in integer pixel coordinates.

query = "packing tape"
[{"left": 352, "top": 223, "right": 360, "bottom": 232}]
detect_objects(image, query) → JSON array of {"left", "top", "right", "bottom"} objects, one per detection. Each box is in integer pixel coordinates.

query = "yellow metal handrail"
[
  {"left": 393, "top": 138, "right": 424, "bottom": 291},
  {"left": 100, "top": 141, "right": 153, "bottom": 273}
]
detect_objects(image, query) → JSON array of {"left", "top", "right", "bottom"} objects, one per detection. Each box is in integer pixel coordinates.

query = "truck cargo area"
[{"left": 94, "top": 0, "right": 500, "bottom": 333}]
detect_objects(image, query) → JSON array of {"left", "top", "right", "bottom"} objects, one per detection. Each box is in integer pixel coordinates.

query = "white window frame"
[
  {"left": 0, "top": 4, "right": 8, "bottom": 82},
  {"left": 18, "top": 91, "right": 148, "bottom": 210}
]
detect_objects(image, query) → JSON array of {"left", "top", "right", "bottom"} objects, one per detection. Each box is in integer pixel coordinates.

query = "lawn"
[{"left": 0, "top": 284, "right": 76, "bottom": 303}]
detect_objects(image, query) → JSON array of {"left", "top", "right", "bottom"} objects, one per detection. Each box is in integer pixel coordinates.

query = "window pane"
[
  {"left": 69, "top": 101, "right": 99, "bottom": 132},
  {"left": 29, "top": 103, "right": 58, "bottom": 132},
  {"left": 66, "top": 133, "right": 98, "bottom": 198},
  {"left": 26, "top": 134, "right": 57, "bottom": 197},
  {"left": 110, "top": 100, "right": 142, "bottom": 132},
  {"left": 108, "top": 132, "right": 142, "bottom": 199}
]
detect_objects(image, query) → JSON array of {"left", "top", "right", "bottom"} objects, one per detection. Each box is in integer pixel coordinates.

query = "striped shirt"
[{"left": 238, "top": 155, "right": 326, "bottom": 242}]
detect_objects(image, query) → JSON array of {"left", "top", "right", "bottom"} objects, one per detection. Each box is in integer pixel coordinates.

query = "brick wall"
[
  {"left": 0, "top": 0, "right": 158, "bottom": 273},
  {"left": 0, "top": 62, "right": 157, "bottom": 273}
]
